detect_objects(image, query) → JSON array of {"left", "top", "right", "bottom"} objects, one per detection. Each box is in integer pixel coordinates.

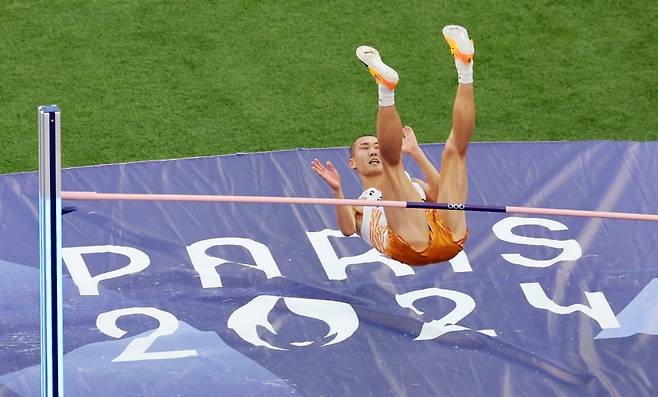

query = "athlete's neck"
[{"left": 359, "top": 173, "right": 385, "bottom": 191}]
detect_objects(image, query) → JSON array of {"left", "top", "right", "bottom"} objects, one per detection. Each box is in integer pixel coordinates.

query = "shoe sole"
[
  {"left": 356, "top": 46, "right": 399, "bottom": 90},
  {"left": 442, "top": 25, "right": 474, "bottom": 65}
]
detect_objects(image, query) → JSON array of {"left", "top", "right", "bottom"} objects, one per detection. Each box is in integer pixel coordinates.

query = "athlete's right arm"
[
  {"left": 311, "top": 159, "right": 357, "bottom": 236},
  {"left": 331, "top": 187, "right": 358, "bottom": 236}
]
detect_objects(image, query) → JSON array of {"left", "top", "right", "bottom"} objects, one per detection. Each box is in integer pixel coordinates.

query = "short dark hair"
[{"left": 350, "top": 135, "right": 376, "bottom": 158}]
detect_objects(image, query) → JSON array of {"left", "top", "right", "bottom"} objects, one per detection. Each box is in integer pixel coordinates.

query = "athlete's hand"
[
  {"left": 311, "top": 159, "right": 342, "bottom": 192},
  {"left": 401, "top": 125, "right": 421, "bottom": 155}
]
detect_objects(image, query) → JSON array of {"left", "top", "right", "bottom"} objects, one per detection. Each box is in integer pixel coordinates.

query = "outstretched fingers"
[
  {"left": 401, "top": 125, "right": 420, "bottom": 154},
  {"left": 311, "top": 158, "right": 326, "bottom": 175}
]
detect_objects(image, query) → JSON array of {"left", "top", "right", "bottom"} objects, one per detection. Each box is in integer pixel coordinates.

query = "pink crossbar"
[
  {"left": 61, "top": 191, "right": 407, "bottom": 208},
  {"left": 506, "top": 206, "right": 658, "bottom": 221},
  {"left": 60, "top": 191, "right": 658, "bottom": 222}
]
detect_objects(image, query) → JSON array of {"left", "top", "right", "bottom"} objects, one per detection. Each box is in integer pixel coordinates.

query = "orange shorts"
[{"left": 385, "top": 209, "right": 468, "bottom": 266}]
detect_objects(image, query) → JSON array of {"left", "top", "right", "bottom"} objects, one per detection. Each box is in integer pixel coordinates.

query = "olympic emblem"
[{"left": 448, "top": 203, "right": 465, "bottom": 210}]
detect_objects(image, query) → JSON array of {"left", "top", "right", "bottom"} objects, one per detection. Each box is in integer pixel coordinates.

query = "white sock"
[
  {"left": 378, "top": 84, "right": 395, "bottom": 107},
  {"left": 455, "top": 58, "right": 473, "bottom": 85}
]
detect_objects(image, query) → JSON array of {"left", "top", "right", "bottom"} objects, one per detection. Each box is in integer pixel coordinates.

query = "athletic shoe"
[
  {"left": 355, "top": 45, "right": 399, "bottom": 90},
  {"left": 442, "top": 25, "right": 475, "bottom": 64}
]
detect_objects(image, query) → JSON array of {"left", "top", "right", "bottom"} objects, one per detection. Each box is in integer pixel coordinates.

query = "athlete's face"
[{"left": 349, "top": 135, "right": 383, "bottom": 176}]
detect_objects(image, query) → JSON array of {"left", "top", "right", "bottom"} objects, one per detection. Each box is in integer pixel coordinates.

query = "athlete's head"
[{"left": 349, "top": 135, "right": 383, "bottom": 177}]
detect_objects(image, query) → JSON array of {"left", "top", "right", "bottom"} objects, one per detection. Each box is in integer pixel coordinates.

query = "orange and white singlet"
[{"left": 359, "top": 177, "right": 426, "bottom": 253}]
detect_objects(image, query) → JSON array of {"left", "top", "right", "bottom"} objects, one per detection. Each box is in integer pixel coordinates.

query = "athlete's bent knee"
[{"left": 442, "top": 143, "right": 467, "bottom": 162}]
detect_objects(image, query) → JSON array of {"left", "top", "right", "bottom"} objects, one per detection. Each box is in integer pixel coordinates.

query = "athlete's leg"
[
  {"left": 356, "top": 46, "right": 429, "bottom": 249},
  {"left": 376, "top": 105, "right": 404, "bottom": 165},
  {"left": 435, "top": 25, "right": 475, "bottom": 241},
  {"left": 436, "top": 83, "right": 474, "bottom": 240},
  {"left": 377, "top": 106, "right": 432, "bottom": 249}
]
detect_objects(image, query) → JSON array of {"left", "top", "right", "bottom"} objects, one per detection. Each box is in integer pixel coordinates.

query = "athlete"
[{"left": 312, "top": 25, "right": 475, "bottom": 266}]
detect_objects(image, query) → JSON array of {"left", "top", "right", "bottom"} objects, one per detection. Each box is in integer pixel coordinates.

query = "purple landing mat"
[{"left": 0, "top": 141, "right": 657, "bottom": 397}]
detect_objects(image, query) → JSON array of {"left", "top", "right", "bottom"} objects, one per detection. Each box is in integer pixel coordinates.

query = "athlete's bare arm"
[
  {"left": 311, "top": 159, "right": 358, "bottom": 236},
  {"left": 402, "top": 126, "right": 440, "bottom": 202},
  {"left": 412, "top": 178, "right": 432, "bottom": 202}
]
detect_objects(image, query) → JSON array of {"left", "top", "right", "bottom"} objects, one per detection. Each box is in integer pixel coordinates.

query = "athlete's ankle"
[
  {"left": 455, "top": 59, "right": 473, "bottom": 85},
  {"left": 378, "top": 84, "right": 395, "bottom": 107}
]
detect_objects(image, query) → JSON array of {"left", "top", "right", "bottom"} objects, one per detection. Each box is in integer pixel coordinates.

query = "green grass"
[{"left": 1, "top": 0, "right": 656, "bottom": 174}]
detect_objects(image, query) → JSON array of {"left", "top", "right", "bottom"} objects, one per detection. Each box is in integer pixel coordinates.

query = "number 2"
[{"left": 96, "top": 307, "right": 198, "bottom": 362}]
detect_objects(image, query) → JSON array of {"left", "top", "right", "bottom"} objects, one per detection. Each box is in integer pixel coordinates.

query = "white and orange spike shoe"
[
  {"left": 355, "top": 45, "right": 399, "bottom": 90},
  {"left": 442, "top": 25, "right": 475, "bottom": 64}
]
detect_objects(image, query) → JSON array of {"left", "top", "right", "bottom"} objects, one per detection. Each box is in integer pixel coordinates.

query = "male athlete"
[{"left": 312, "top": 25, "right": 475, "bottom": 266}]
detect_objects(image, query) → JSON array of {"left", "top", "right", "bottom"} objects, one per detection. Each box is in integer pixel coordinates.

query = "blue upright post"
[{"left": 38, "top": 105, "right": 63, "bottom": 397}]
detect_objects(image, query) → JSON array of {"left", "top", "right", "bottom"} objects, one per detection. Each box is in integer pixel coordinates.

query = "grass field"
[{"left": 1, "top": 0, "right": 656, "bottom": 174}]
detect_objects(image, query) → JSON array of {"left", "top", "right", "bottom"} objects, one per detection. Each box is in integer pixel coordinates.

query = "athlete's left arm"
[
  {"left": 402, "top": 126, "right": 440, "bottom": 201},
  {"left": 412, "top": 178, "right": 433, "bottom": 202}
]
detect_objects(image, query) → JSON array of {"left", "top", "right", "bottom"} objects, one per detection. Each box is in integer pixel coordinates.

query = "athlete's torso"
[{"left": 358, "top": 175, "right": 426, "bottom": 252}]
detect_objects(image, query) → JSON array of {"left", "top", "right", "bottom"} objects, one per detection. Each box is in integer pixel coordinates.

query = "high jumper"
[{"left": 312, "top": 25, "right": 476, "bottom": 265}]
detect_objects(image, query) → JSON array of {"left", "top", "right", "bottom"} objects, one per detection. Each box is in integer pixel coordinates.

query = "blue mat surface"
[{"left": 0, "top": 141, "right": 657, "bottom": 396}]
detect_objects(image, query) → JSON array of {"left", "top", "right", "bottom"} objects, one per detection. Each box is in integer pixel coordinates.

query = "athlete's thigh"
[
  {"left": 379, "top": 164, "right": 429, "bottom": 248},
  {"left": 380, "top": 164, "right": 422, "bottom": 202},
  {"left": 435, "top": 147, "right": 468, "bottom": 239}
]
